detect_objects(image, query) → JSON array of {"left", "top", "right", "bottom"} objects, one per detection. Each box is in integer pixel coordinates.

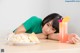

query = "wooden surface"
[{"left": 0, "top": 39, "right": 80, "bottom": 53}]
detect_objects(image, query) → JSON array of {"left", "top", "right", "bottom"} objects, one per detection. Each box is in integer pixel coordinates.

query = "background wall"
[
  {"left": 0, "top": 0, "right": 80, "bottom": 41},
  {"left": 49, "top": 0, "right": 80, "bottom": 35},
  {"left": 0, "top": 0, "right": 49, "bottom": 40}
]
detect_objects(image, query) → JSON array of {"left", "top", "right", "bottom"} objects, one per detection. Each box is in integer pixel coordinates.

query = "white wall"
[
  {"left": 0, "top": 0, "right": 80, "bottom": 41},
  {"left": 0, "top": 0, "right": 49, "bottom": 40},
  {"left": 49, "top": 0, "right": 80, "bottom": 36}
]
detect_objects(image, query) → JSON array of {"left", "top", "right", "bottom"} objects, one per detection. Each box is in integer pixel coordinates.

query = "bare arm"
[
  {"left": 14, "top": 25, "right": 47, "bottom": 39},
  {"left": 48, "top": 33, "right": 59, "bottom": 41},
  {"left": 22, "top": 33, "right": 47, "bottom": 39},
  {"left": 14, "top": 25, "right": 26, "bottom": 34},
  {"left": 36, "top": 33, "right": 47, "bottom": 39},
  {"left": 48, "top": 33, "right": 80, "bottom": 44}
]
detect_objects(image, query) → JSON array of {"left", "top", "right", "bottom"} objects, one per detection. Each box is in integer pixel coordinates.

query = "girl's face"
[{"left": 42, "top": 20, "right": 56, "bottom": 35}]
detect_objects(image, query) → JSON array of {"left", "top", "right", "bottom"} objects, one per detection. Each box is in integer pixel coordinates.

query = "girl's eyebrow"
[
  {"left": 48, "top": 22, "right": 55, "bottom": 30},
  {"left": 48, "top": 22, "right": 52, "bottom": 26}
]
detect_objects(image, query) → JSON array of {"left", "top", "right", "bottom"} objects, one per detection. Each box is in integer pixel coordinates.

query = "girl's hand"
[{"left": 66, "top": 33, "right": 80, "bottom": 44}]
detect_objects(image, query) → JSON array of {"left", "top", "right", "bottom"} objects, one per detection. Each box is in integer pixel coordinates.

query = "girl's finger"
[
  {"left": 73, "top": 37, "right": 80, "bottom": 43},
  {"left": 75, "top": 35, "right": 80, "bottom": 41},
  {"left": 66, "top": 39, "right": 74, "bottom": 44},
  {"left": 67, "top": 37, "right": 77, "bottom": 44},
  {"left": 72, "top": 37, "right": 80, "bottom": 44},
  {"left": 71, "top": 37, "right": 77, "bottom": 44},
  {"left": 71, "top": 33, "right": 80, "bottom": 42}
]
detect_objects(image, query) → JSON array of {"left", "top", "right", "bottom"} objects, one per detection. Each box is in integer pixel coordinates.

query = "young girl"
[{"left": 13, "top": 13, "right": 80, "bottom": 44}]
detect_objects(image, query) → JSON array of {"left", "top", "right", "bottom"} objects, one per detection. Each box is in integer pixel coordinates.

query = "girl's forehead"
[
  {"left": 47, "top": 20, "right": 55, "bottom": 30},
  {"left": 48, "top": 20, "right": 53, "bottom": 25}
]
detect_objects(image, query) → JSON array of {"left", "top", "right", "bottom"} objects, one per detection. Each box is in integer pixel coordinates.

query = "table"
[{"left": 0, "top": 39, "right": 80, "bottom": 53}]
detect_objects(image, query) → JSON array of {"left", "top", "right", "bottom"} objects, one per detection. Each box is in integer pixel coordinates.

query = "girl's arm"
[
  {"left": 14, "top": 25, "right": 47, "bottom": 39},
  {"left": 48, "top": 33, "right": 59, "bottom": 41},
  {"left": 48, "top": 33, "right": 80, "bottom": 44},
  {"left": 14, "top": 25, "right": 26, "bottom": 34},
  {"left": 36, "top": 33, "right": 47, "bottom": 39}
]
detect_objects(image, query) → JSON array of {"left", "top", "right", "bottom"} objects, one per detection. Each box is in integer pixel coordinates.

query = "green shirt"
[{"left": 23, "top": 16, "right": 42, "bottom": 34}]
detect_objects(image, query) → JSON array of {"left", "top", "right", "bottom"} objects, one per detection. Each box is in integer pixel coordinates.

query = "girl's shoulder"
[
  {"left": 29, "top": 16, "right": 42, "bottom": 21},
  {"left": 28, "top": 16, "right": 42, "bottom": 24}
]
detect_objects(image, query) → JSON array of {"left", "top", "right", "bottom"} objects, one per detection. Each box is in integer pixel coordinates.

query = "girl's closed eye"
[
  {"left": 47, "top": 23, "right": 50, "bottom": 27},
  {"left": 52, "top": 28, "right": 55, "bottom": 31},
  {"left": 51, "top": 28, "right": 56, "bottom": 32}
]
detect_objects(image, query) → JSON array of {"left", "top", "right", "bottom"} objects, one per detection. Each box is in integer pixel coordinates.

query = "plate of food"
[{"left": 7, "top": 32, "right": 40, "bottom": 46}]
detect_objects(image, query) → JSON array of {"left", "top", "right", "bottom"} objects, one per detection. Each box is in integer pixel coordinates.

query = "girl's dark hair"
[{"left": 42, "top": 13, "right": 62, "bottom": 33}]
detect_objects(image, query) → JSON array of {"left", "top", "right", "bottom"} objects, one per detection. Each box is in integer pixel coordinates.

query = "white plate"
[{"left": 13, "top": 42, "right": 36, "bottom": 46}]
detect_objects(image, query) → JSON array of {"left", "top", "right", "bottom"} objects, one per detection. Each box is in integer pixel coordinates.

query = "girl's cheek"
[
  {"left": 50, "top": 32, "right": 54, "bottom": 34},
  {"left": 44, "top": 26, "right": 47, "bottom": 30}
]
